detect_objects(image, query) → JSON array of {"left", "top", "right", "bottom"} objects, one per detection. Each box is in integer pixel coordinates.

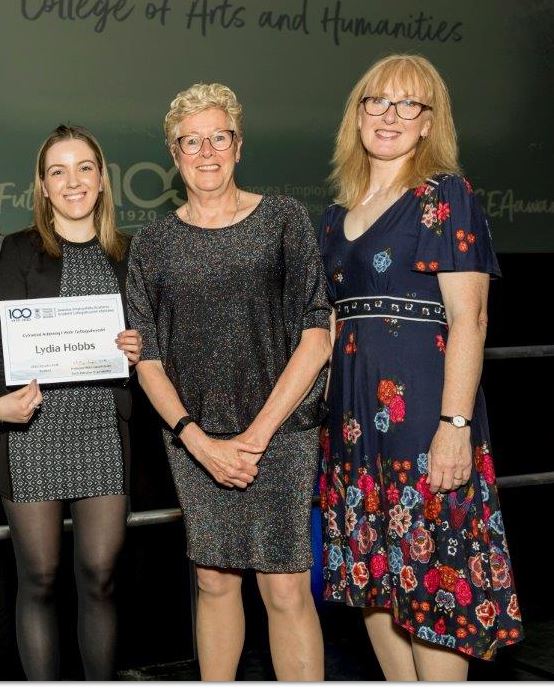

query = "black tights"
[{"left": 2, "top": 494, "right": 128, "bottom": 681}]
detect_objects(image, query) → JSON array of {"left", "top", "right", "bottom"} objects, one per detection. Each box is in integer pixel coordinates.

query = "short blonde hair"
[
  {"left": 33, "top": 124, "right": 126, "bottom": 261},
  {"left": 164, "top": 83, "right": 244, "bottom": 146},
  {"left": 330, "top": 54, "right": 461, "bottom": 209}
]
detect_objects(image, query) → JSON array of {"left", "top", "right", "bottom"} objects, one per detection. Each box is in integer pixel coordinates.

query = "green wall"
[{"left": 1, "top": 0, "right": 552, "bottom": 251}]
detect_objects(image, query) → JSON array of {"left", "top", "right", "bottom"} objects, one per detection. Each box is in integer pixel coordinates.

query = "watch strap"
[
  {"left": 172, "top": 415, "right": 195, "bottom": 439},
  {"left": 440, "top": 414, "right": 471, "bottom": 428}
]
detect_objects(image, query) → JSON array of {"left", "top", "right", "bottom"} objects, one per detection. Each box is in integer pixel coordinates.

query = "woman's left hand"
[
  {"left": 116, "top": 329, "right": 143, "bottom": 365},
  {"left": 426, "top": 422, "right": 472, "bottom": 494}
]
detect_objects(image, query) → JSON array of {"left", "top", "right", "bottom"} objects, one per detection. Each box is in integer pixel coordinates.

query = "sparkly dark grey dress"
[
  {"left": 128, "top": 196, "right": 331, "bottom": 572},
  {"left": 9, "top": 238, "right": 124, "bottom": 502}
]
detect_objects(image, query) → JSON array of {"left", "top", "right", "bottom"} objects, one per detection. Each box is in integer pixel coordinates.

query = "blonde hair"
[
  {"left": 330, "top": 54, "right": 461, "bottom": 209},
  {"left": 164, "top": 82, "right": 243, "bottom": 147},
  {"left": 33, "top": 124, "right": 126, "bottom": 261}
]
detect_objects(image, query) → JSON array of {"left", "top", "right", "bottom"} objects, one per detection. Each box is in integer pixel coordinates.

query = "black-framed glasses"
[
  {"left": 360, "top": 96, "right": 432, "bottom": 120},
  {"left": 176, "top": 129, "right": 236, "bottom": 155}
]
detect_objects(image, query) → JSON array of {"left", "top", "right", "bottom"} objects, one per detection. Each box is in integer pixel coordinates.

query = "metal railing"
[{"left": 0, "top": 343, "right": 553, "bottom": 541}]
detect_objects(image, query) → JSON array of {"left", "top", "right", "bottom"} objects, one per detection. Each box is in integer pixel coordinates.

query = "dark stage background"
[{"left": 0, "top": 0, "right": 553, "bottom": 681}]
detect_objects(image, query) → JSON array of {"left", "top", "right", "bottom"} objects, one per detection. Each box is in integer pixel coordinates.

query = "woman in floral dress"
[{"left": 319, "top": 54, "right": 522, "bottom": 681}]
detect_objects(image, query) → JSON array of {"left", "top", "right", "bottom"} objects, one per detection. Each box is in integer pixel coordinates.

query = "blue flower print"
[
  {"left": 417, "top": 453, "right": 428, "bottom": 474},
  {"left": 435, "top": 589, "right": 456, "bottom": 611},
  {"left": 328, "top": 545, "right": 344, "bottom": 571},
  {"left": 488, "top": 510, "right": 505, "bottom": 535},
  {"left": 346, "top": 485, "right": 363, "bottom": 508},
  {"left": 373, "top": 250, "right": 392, "bottom": 273},
  {"left": 480, "top": 476, "right": 490, "bottom": 502},
  {"left": 374, "top": 408, "right": 390, "bottom": 432},
  {"left": 345, "top": 546, "right": 354, "bottom": 572},
  {"left": 388, "top": 545, "right": 403, "bottom": 574},
  {"left": 417, "top": 626, "right": 456, "bottom": 649},
  {"left": 401, "top": 486, "right": 422, "bottom": 509}
]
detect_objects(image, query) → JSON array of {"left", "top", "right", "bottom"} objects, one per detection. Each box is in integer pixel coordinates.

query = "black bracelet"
[{"left": 172, "top": 415, "right": 195, "bottom": 440}]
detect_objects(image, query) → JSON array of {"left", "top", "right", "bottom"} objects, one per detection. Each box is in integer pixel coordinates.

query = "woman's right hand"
[
  {"left": 183, "top": 426, "right": 263, "bottom": 489},
  {"left": 0, "top": 380, "right": 42, "bottom": 424}
]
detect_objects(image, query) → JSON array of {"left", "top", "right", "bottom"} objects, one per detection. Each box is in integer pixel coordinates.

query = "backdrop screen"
[{"left": 1, "top": 0, "right": 552, "bottom": 251}]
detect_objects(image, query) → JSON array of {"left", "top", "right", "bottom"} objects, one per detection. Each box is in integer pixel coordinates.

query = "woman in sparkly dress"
[
  {"left": 318, "top": 55, "right": 522, "bottom": 680},
  {"left": 127, "top": 83, "right": 331, "bottom": 681},
  {"left": 0, "top": 125, "right": 142, "bottom": 680}
]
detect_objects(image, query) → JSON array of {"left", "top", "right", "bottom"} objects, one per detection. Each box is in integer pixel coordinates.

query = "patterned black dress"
[
  {"left": 8, "top": 238, "right": 124, "bottom": 502},
  {"left": 318, "top": 175, "right": 523, "bottom": 659}
]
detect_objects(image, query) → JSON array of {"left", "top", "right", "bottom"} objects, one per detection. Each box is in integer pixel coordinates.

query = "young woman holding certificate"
[{"left": 0, "top": 125, "right": 142, "bottom": 680}]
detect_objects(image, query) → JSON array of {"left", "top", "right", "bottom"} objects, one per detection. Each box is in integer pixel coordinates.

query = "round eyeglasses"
[
  {"left": 176, "top": 129, "right": 236, "bottom": 155},
  {"left": 360, "top": 96, "right": 432, "bottom": 120}
]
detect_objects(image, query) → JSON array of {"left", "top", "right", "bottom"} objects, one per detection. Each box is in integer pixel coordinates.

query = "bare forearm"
[
  {"left": 245, "top": 328, "right": 331, "bottom": 446},
  {"left": 441, "top": 318, "right": 487, "bottom": 419},
  {"left": 136, "top": 360, "right": 188, "bottom": 429}
]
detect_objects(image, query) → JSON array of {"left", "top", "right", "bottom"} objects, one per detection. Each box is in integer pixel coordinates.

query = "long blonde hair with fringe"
[
  {"left": 330, "top": 54, "right": 461, "bottom": 209},
  {"left": 33, "top": 125, "right": 126, "bottom": 261}
]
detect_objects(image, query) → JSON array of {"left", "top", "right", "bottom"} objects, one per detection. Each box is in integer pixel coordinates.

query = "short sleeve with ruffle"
[{"left": 412, "top": 175, "right": 501, "bottom": 277}]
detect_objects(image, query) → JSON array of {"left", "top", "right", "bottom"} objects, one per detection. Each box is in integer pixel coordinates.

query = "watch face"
[{"left": 452, "top": 415, "right": 466, "bottom": 427}]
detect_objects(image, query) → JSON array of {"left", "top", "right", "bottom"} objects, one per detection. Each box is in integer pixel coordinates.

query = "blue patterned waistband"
[{"left": 335, "top": 295, "right": 447, "bottom": 325}]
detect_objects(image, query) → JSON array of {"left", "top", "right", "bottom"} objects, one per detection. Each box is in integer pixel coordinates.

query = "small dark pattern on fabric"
[{"left": 9, "top": 239, "right": 123, "bottom": 502}]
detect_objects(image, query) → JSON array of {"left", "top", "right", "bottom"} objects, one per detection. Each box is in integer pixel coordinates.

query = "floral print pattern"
[{"left": 318, "top": 175, "right": 519, "bottom": 660}]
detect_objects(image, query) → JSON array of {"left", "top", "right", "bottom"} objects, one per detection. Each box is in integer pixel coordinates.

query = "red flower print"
[
  {"left": 345, "top": 507, "right": 357, "bottom": 536},
  {"left": 482, "top": 453, "right": 496, "bottom": 484},
  {"left": 401, "top": 460, "right": 411, "bottom": 471},
  {"left": 482, "top": 503, "right": 491, "bottom": 524},
  {"left": 416, "top": 475, "right": 433, "bottom": 501},
  {"left": 319, "top": 427, "right": 330, "bottom": 462},
  {"left": 415, "top": 261, "right": 427, "bottom": 272},
  {"left": 507, "top": 594, "right": 522, "bottom": 621},
  {"left": 414, "top": 184, "right": 431, "bottom": 197},
  {"left": 455, "top": 229, "right": 466, "bottom": 241},
  {"left": 398, "top": 471, "right": 408, "bottom": 484},
  {"left": 467, "top": 232, "right": 476, "bottom": 244},
  {"left": 342, "top": 417, "right": 362, "bottom": 445},
  {"left": 358, "top": 523, "right": 377, "bottom": 553},
  {"left": 410, "top": 526, "right": 435, "bottom": 563},
  {"left": 335, "top": 321, "right": 345, "bottom": 339},
  {"left": 458, "top": 645, "right": 474, "bottom": 656},
  {"left": 370, "top": 553, "right": 388, "bottom": 579},
  {"left": 364, "top": 489, "right": 380, "bottom": 513},
  {"left": 386, "top": 483, "right": 400, "bottom": 505},
  {"left": 475, "top": 599, "right": 496, "bottom": 629},
  {"left": 423, "top": 567, "right": 441, "bottom": 594},
  {"left": 436, "top": 202, "right": 451, "bottom": 222},
  {"left": 438, "top": 565, "right": 459, "bottom": 592},
  {"left": 456, "top": 627, "right": 468, "bottom": 639},
  {"left": 388, "top": 395, "right": 406, "bottom": 423},
  {"left": 435, "top": 334, "right": 446, "bottom": 353},
  {"left": 434, "top": 617, "right": 447, "bottom": 635},
  {"left": 454, "top": 578, "right": 473, "bottom": 607},
  {"left": 458, "top": 240, "right": 469, "bottom": 253},
  {"left": 509, "top": 628, "right": 520, "bottom": 639},
  {"left": 424, "top": 495, "right": 442, "bottom": 521},
  {"left": 344, "top": 332, "right": 357, "bottom": 355},
  {"left": 468, "top": 554, "right": 486, "bottom": 588},
  {"left": 474, "top": 445, "right": 484, "bottom": 472},
  {"left": 327, "top": 488, "right": 339, "bottom": 506},
  {"left": 377, "top": 379, "right": 397, "bottom": 405},
  {"left": 393, "top": 460, "right": 402, "bottom": 472},
  {"left": 352, "top": 561, "right": 370, "bottom": 588},
  {"left": 357, "top": 473, "right": 375, "bottom": 494},
  {"left": 490, "top": 550, "right": 512, "bottom": 590},
  {"left": 399, "top": 565, "right": 418, "bottom": 592},
  {"left": 467, "top": 623, "right": 477, "bottom": 635},
  {"left": 428, "top": 260, "right": 439, "bottom": 271}
]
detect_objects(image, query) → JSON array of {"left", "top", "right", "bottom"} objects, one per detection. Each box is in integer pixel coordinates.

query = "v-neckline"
[{"left": 341, "top": 189, "right": 411, "bottom": 243}]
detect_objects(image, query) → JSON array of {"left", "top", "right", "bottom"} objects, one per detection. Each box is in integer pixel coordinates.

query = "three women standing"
[{"left": 318, "top": 54, "right": 522, "bottom": 680}]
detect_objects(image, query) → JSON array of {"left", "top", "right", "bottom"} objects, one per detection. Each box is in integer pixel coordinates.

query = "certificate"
[{"left": 0, "top": 294, "right": 129, "bottom": 385}]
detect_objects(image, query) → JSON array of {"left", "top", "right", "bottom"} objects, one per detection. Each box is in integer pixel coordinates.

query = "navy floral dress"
[{"left": 319, "top": 175, "right": 523, "bottom": 660}]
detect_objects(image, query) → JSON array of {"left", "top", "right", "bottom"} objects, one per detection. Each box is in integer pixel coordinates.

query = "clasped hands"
[
  {"left": 185, "top": 428, "right": 269, "bottom": 489},
  {"left": 426, "top": 422, "right": 472, "bottom": 494}
]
